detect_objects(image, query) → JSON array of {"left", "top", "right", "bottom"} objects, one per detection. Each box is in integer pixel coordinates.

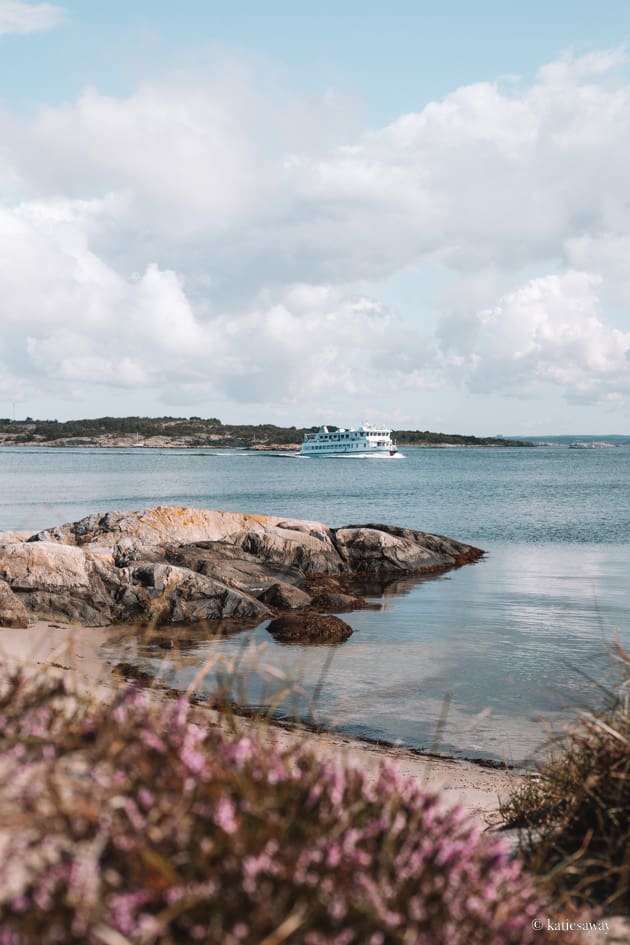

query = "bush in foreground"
[
  {"left": 0, "top": 667, "right": 566, "bottom": 945},
  {"left": 501, "top": 644, "right": 630, "bottom": 913}
]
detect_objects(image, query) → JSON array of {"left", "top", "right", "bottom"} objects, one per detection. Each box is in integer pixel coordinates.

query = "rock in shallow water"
[{"left": 266, "top": 613, "right": 353, "bottom": 645}]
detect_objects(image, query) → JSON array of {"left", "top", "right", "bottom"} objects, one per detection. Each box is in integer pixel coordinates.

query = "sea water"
[{"left": 1, "top": 444, "right": 629, "bottom": 762}]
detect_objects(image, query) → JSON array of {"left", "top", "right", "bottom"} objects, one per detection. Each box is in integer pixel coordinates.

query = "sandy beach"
[{"left": 0, "top": 619, "right": 523, "bottom": 829}]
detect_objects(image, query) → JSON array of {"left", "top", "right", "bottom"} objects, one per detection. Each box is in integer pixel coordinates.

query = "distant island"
[{"left": 0, "top": 416, "right": 535, "bottom": 449}]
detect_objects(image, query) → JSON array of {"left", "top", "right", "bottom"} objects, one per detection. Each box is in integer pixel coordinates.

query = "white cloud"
[
  {"left": 0, "top": 1, "right": 65, "bottom": 35},
  {"left": 8, "top": 45, "right": 630, "bottom": 285},
  {"left": 536, "top": 48, "right": 628, "bottom": 84},
  {"left": 565, "top": 234, "right": 630, "bottom": 308},
  {"left": 439, "top": 271, "right": 630, "bottom": 403},
  {"left": 1, "top": 49, "right": 630, "bottom": 417},
  {"left": 0, "top": 197, "right": 401, "bottom": 406}
]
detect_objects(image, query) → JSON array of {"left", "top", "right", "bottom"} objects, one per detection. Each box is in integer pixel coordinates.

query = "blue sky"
[
  {"left": 5, "top": 2, "right": 630, "bottom": 125},
  {"left": 1, "top": 1, "right": 630, "bottom": 433}
]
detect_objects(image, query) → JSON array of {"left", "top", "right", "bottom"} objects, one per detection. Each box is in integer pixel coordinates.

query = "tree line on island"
[{"left": 0, "top": 416, "right": 534, "bottom": 447}]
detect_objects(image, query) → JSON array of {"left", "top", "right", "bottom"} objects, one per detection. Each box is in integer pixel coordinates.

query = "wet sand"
[{"left": 0, "top": 620, "right": 523, "bottom": 826}]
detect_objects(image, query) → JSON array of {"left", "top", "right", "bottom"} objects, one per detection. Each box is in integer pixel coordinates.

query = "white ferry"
[{"left": 300, "top": 424, "right": 398, "bottom": 457}]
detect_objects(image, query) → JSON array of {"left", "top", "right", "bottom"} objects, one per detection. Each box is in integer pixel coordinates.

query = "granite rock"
[
  {"left": 0, "top": 578, "right": 29, "bottom": 629},
  {"left": 30, "top": 507, "right": 344, "bottom": 574},
  {"left": 2, "top": 506, "right": 483, "bottom": 634},
  {"left": 266, "top": 613, "right": 353, "bottom": 645},
  {"left": 309, "top": 591, "right": 366, "bottom": 613},
  {"left": 333, "top": 523, "right": 482, "bottom": 573},
  {"left": 0, "top": 541, "right": 114, "bottom": 626},
  {"left": 259, "top": 581, "right": 312, "bottom": 610}
]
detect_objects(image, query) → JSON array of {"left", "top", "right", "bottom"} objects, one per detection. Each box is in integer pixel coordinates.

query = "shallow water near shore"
[{"left": 1, "top": 444, "right": 629, "bottom": 763}]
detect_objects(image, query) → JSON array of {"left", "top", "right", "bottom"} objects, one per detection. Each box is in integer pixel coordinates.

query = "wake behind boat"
[{"left": 300, "top": 424, "right": 398, "bottom": 457}]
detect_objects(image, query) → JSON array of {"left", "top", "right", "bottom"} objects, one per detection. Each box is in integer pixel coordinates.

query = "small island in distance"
[{"left": 0, "top": 416, "right": 541, "bottom": 450}]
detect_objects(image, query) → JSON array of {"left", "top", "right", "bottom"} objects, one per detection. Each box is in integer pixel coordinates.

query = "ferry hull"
[{"left": 300, "top": 446, "right": 397, "bottom": 457}]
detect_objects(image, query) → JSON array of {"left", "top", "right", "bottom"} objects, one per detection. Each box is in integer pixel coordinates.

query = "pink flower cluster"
[{"left": 0, "top": 666, "right": 576, "bottom": 945}]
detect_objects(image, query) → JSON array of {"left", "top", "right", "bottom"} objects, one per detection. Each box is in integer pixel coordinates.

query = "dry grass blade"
[
  {"left": 93, "top": 925, "right": 134, "bottom": 945},
  {"left": 581, "top": 712, "right": 629, "bottom": 746},
  {"left": 257, "top": 908, "right": 306, "bottom": 945},
  {"left": 500, "top": 643, "right": 630, "bottom": 912}
]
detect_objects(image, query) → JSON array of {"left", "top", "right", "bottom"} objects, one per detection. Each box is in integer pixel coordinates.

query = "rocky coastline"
[
  {"left": 0, "top": 417, "right": 534, "bottom": 449},
  {"left": 0, "top": 506, "right": 483, "bottom": 644}
]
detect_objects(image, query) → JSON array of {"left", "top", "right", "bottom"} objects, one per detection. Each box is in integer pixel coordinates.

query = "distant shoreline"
[
  {"left": 2, "top": 434, "right": 627, "bottom": 450},
  {"left": 0, "top": 417, "right": 535, "bottom": 450},
  {"left": 0, "top": 439, "right": 535, "bottom": 450}
]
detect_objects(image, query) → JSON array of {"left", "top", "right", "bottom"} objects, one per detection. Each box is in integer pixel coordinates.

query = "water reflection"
[{"left": 101, "top": 543, "right": 630, "bottom": 765}]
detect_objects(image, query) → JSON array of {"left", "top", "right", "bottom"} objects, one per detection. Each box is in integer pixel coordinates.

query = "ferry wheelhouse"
[{"left": 300, "top": 424, "right": 398, "bottom": 457}]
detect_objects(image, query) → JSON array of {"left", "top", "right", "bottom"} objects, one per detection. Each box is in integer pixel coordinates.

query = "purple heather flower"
[
  {"left": 138, "top": 787, "right": 155, "bottom": 809},
  {"left": 214, "top": 797, "right": 238, "bottom": 834}
]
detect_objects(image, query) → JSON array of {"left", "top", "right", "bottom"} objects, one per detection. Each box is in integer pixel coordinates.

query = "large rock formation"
[
  {"left": 0, "top": 506, "right": 483, "bottom": 642},
  {"left": 31, "top": 507, "right": 344, "bottom": 576},
  {"left": 0, "top": 540, "right": 270, "bottom": 628}
]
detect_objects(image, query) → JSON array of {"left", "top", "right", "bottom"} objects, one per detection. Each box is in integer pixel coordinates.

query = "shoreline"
[
  {"left": 0, "top": 619, "right": 524, "bottom": 827},
  {"left": 0, "top": 440, "right": 534, "bottom": 450}
]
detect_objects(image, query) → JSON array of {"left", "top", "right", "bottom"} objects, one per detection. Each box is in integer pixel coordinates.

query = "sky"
[{"left": 2, "top": 2, "right": 630, "bottom": 434}]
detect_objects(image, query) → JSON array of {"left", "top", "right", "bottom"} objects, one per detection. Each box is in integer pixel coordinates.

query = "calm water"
[{"left": 1, "top": 445, "right": 629, "bottom": 763}]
